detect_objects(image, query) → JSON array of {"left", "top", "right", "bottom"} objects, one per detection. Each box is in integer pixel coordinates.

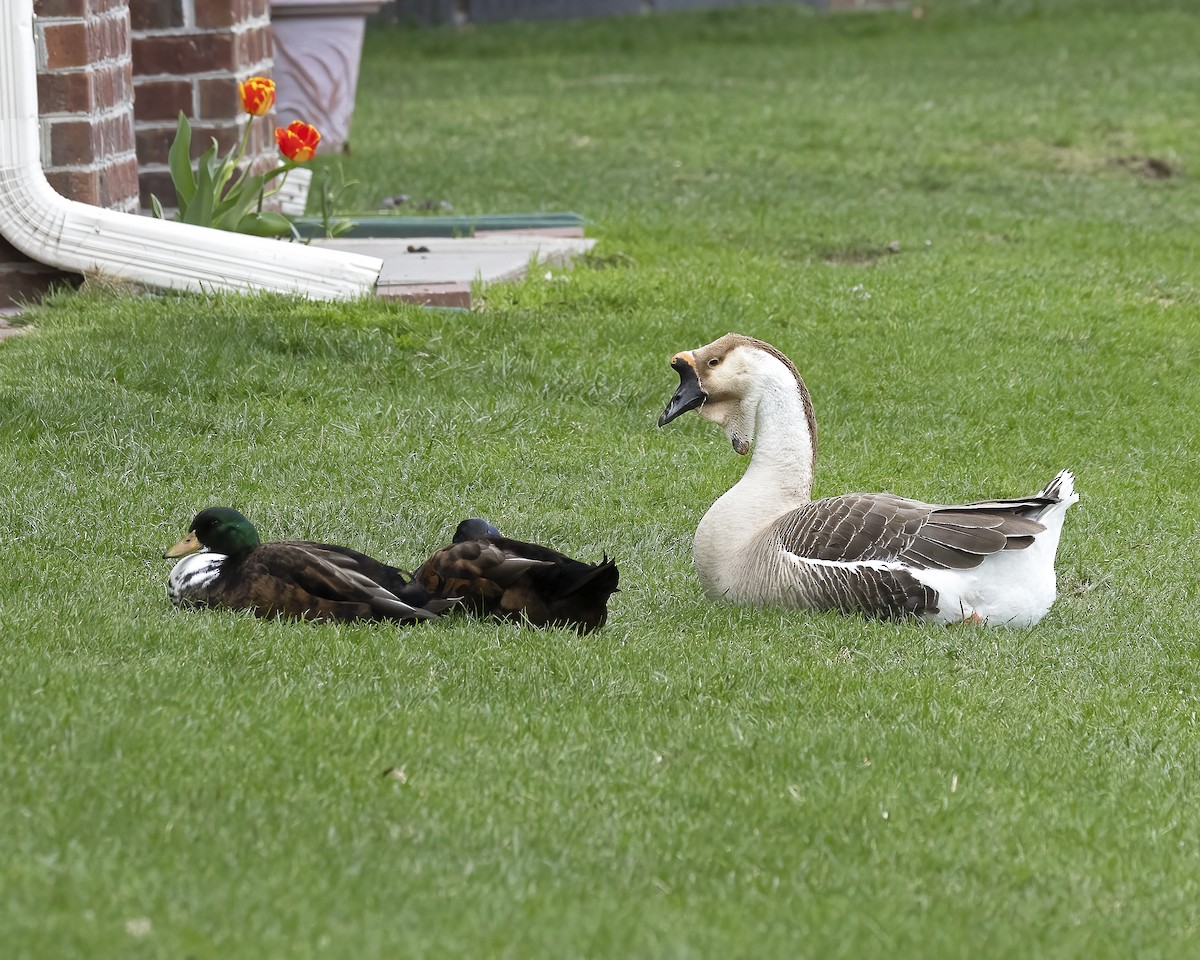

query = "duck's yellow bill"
[{"left": 164, "top": 530, "right": 203, "bottom": 559}]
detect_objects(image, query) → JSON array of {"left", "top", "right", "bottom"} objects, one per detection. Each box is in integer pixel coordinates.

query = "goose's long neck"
[
  {"left": 742, "top": 374, "right": 816, "bottom": 507},
  {"left": 698, "top": 365, "right": 817, "bottom": 557}
]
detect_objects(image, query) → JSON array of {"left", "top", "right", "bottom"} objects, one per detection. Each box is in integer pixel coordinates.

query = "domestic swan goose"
[
  {"left": 410, "top": 519, "right": 620, "bottom": 633},
  {"left": 164, "top": 507, "right": 452, "bottom": 624},
  {"left": 658, "top": 333, "right": 1078, "bottom": 626}
]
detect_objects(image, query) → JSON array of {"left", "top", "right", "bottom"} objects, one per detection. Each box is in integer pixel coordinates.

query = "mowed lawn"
[{"left": 2, "top": 0, "right": 1199, "bottom": 956}]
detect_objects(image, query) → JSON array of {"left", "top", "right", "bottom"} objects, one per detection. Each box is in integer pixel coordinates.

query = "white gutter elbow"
[{"left": 0, "top": 2, "right": 381, "bottom": 301}]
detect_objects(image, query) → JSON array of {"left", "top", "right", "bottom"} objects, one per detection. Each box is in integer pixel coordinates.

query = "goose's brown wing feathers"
[{"left": 777, "top": 493, "right": 1047, "bottom": 571}]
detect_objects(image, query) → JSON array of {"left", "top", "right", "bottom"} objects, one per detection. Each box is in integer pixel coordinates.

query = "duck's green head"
[{"left": 164, "top": 507, "right": 261, "bottom": 559}]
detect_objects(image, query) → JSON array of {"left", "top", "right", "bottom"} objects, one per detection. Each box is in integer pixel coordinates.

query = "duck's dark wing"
[
  {"left": 302, "top": 541, "right": 414, "bottom": 594},
  {"left": 413, "top": 539, "right": 551, "bottom": 607},
  {"left": 775, "top": 492, "right": 1047, "bottom": 571},
  {"left": 413, "top": 534, "right": 619, "bottom": 633},
  {"left": 218, "top": 542, "right": 446, "bottom": 623}
]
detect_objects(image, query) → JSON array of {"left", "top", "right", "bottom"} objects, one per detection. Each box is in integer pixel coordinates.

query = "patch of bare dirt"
[
  {"left": 822, "top": 240, "right": 902, "bottom": 266},
  {"left": 1112, "top": 155, "right": 1180, "bottom": 179}
]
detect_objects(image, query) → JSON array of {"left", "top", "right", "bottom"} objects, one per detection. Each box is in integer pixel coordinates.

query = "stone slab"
[
  {"left": 0, "top": 306, "right": 25, "bottom": 340},
  {"left": 311, "top": 233, "right": 596, "bottom": 305}
]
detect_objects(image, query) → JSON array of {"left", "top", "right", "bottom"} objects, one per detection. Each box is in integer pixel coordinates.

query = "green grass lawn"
[{"left": 4, "top": 0, "right": 1200, "bottom": 955}]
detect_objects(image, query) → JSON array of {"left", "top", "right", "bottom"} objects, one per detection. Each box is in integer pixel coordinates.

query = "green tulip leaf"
[
  {"left": 234, "top": 212, "right": 296, "bottom": 238},
  {"left": 181, "top": 142, "right": 219, "bottom": 227},
  {"left": 166, "top": 112, "right": 196, "bottom": 213}
]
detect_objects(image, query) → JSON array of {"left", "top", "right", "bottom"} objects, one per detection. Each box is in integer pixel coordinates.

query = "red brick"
[
  {"left": 43, "top": 13, "right": 130, "bottom": 71},
  {"left": 197, "top": 122, "right": 244, "bottom": 155},
  {"left": 133, "top": 33, "right": 236, "bottom": 75},
  {"left": 257, "top": 24, "right": 275, "bottom": 63},
  {"left": 134, "top": 78, "right": 193, "bottom": 121},
  {"left": 37, "top": 69, "right": 132, "bottom": 126},
  {"left": 139, "top": 169, "right": 178, "bottom": 209},
  {"left": 135, "top": 124, "right": 178, "bottom": 165},
  {"left": 0, "top": 266, "right": 81, "bottom": 308},
  {"left": 37, "top": 72, "right": 94, "bottom": 114},
  {"left": 45, "top": 168, "right": 103, "bottom": 206},
  {"left": 84, "top": 11, "right": 130, "bottom": 63},
  {"left": 197, "top": 76, "right": 241, "bottom": 120},
  {"left": 47, "top": 112, "right": 134, "bottom": 166},
  {"left": 99, "top": 156, "right": 142, "bottom": 209},
  {"left": 92, "top": 62, "right": 134, "bottom": 111},
  {"left": 45, "top": 154, "right": 139, "bottom": 211},
  {"left": 42, "top": 22, "right": 89, "bottom": 69},
  {"left": 99, "top": 111, "right": 135, "bottom": 156},
  {"left": 195, "top": 0, "right": 252, "bottom": 29},
  {"left": 130, "top": 0, "right": 185, "bottom": 31},
  {"left": 34, "top": 0, "right": 88, "bottom": 16},
  {"left": 48, "top": 118, "right": 96, "bottom": 166},
  {"left": 235, "top": 24, "right": 273, "bottom": 68}
]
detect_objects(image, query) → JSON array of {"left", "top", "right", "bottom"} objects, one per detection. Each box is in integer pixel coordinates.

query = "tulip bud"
[
  {"left": 238, "top": 77, "right": 276, "bottom": 117},
  {"left": 275, "top": 121, "right": 321, "bottom": 163}
]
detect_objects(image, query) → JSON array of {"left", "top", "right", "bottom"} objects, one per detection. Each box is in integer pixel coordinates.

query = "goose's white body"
[{"left": 660, "top": 333, "right": 1078, "bottom": 626}]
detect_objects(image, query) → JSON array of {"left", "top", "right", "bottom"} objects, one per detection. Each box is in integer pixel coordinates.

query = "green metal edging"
[{"left": 291, "top": 211, "right": 585, "bottom": 239}]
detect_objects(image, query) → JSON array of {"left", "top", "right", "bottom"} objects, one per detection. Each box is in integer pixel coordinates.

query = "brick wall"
[
  {"left": 2, "top": 0, "right": 279, "bottom": 307},
  {"left": 130, "top": 0, "right": 276, "bottom": 210},
  {"left": 37, "top": 0, "right": 140, "bottom": 212},
  {"left": 1, "top": 0, "right": 139, "bottom": 307}
]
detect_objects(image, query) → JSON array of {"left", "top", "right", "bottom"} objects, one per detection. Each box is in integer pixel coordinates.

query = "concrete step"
[{"left": 310, "top": 231, "right": 597, "bottom": 307}]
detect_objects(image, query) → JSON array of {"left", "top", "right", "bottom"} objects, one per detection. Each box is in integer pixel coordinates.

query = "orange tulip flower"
[
  {"left": 238, "top": 77, "right": 276, "bottom": 117},
  {"left": 275, "top": 121, "right": 321, "bottom": 163}
]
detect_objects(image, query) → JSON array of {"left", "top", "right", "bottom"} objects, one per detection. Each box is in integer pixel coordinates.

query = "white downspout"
[{"left": 0, "top": 2, "right": 381, "bottom": 301}]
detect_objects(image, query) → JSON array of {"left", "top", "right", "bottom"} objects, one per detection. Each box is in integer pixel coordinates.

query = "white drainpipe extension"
[{"left": 0, "top": 2, "right": 381, "bottom": 301}]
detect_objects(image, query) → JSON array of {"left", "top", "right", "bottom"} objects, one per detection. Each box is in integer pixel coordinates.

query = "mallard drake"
[
  {"left": 164, "top": 506, "right": 451, "bottom": 624},
  {"left": 658, "top": 333, "right": 1079, "bottom": 626},
  {"left": 410, "top": 519, "right": 620, "bottom": 633}
]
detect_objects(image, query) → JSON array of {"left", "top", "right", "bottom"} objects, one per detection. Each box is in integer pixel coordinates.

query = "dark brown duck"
[
  {"left": 411, "top": 519, "right": 620, "bottom": 633},
  {"left": 164, "top": 506, "right": 450, "bottom": 624}
]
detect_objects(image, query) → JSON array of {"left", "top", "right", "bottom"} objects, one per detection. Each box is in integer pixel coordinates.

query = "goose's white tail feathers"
[
  {"left": 1036, "top": 469, "right": 1079, "bottom": 529},
  {"left": 1039, "top": 469, "right": 1078, "bottom": 509},
  {"left": 914, "top": 471, "right": 1078, "bottom": 626}
]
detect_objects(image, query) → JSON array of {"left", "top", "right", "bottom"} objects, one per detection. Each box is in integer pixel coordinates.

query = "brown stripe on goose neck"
[{"left": 721, "top": 333, "right": 818, "bottom": 462}]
